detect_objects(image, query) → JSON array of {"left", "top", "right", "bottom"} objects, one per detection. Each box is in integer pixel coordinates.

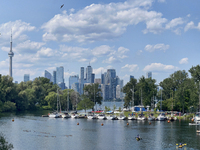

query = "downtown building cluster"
[{"left": 44, "top": 65, "right": 124, "bottom": 101}]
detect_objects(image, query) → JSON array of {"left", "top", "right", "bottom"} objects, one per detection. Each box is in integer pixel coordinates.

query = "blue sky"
[{"left": 0, "top": 0, "right": 200, "bottom": 86}]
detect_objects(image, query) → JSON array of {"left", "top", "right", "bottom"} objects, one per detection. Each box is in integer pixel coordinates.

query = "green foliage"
[
  {"left": 0, "top": 133, "right": 13, "bottom": 150},
  {"left": 77, "top": 96, "right": 94, "bottom": 113},
  {"left": 104, "top": 106, "right": 111, "bottom": 113},
  {"left": 2, "top": 101, "right": 16, "bottom": 112},
  {"left": 83, "top": 83, "right": 102, "bottom": 106}
]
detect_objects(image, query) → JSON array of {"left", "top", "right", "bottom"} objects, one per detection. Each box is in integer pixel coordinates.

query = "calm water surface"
[{"left": 0, "top": 102, "right": 200, "bottom": 150}]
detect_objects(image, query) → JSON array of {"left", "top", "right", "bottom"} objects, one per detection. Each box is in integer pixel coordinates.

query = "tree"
[
  {"left": 77, "top": 96, "right": 94, "bottom": 113},
  {"left": 44, "top": 92, "right": 57, "bottom": 110},
  {"left": 83, "top": 83, "right": 102, "bottom": 107},
  {"left": 0, "top": 133, "right": 13, "bottom": 150},
  {"left": 122, "top": 78, "right": 137, "bottom": 108}
]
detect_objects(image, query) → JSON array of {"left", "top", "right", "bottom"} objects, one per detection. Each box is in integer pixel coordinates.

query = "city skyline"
[{"left": 0, "top": 0, "right": 200, "bottom": 86}]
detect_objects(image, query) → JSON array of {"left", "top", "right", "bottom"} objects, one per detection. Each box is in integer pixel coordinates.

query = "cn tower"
[{"left": 8, "top": 33, "right": 14, "bottom": 77}]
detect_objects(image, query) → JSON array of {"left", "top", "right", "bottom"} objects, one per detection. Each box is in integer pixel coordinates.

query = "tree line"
[
  {"left": 123, "top": 65, "right": 200, "bottom": 113},
  {"left": 0, "top": 75, "right": 102, "bottom": 113},
  {"left": 1, "top": 64, "right": 200, "bottom": 113}
]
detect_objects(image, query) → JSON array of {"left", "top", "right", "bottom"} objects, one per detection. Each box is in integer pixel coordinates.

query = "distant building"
[
  {"left": 116, "top": 85, "right": 121, "bottom": 99},
  {"left": 72, "top": 82, "right": 79, "bottom": 93},
  {"left": 69, "top": 75, "right": 79, "bottom": 89},
  {"left": 44, "top": 70, "right": 52, "bottom": 82},
  {"left": 91, "top": 73, "right": 95, "bottom": 83},
  {"left": 146, "top": 72, "right": 152, "bottom": 78},
  {"left": 53, "top": 71, "right": 56, "bottom": 84},
  {"left": 130, "top": 75, "right": 134, "bottom": 81},
  {"left": 86, "top": 65, "right": 93, "bottom": 83},
  {"left": 94, "top": 78, "right": 101, "bottom": 84},
  {"left": 24, "top": 74, "right": 30, "bottom": 82},
  {"left": 56, "top": 66, "right": 64, "bottom": 84}
]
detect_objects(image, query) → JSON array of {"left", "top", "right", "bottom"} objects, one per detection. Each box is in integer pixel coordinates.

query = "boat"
[
  {"left": 107, "top": 115, "right": 116, "bottom": 120},
  {"left": 49, "top": 112, "right": 61, "bottom": 118},
  {"left": 49, "top": 88, "right": 62, "bottom": 118},
  {"left": 157, "top": 113, "right": 166, "bottom": 121},
  {"left": 137, "top": 114, "right": 145, "bottom": 120},
  {"left": 87, "top": 114, "right": 98, "bottom": 119},
  {"left": 148, "top": 115, "right": 155, "bottom": 121},
  {"left": 71, "top": 113, "right": 79, "bottom": 119},
  {"left": 118, "top": 114, "right": 127, "bottom": 120},
  {"left": 194, "top": 112, "right": 200, "bottom": 122},
  {"left": 62, "top": 112, "right": 71, "bottom": 118},
  {"left": 128, "top": 115, "right": 136, "bottom": 120},
  {"left": 98, "top": 114, "right": 107, "bottom": 120}
]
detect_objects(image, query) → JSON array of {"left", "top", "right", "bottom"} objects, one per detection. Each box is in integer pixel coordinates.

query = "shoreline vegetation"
[{"left": 1, "top": 65, "right": 200, "bottom": 116}]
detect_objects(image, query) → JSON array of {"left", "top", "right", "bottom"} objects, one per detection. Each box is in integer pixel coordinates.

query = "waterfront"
[{"left": 0, "top": 108, "right": 200, "bottom": 150}]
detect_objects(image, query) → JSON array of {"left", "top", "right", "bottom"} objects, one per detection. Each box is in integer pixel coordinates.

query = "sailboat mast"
[
  {"left": 67, "top": 89, "right": 69, "bottom": 111},
  {"left": 57, "top": 88, "right": 58, "bottom": 112}
]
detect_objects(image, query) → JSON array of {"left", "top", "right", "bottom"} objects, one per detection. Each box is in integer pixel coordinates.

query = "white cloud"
[
  {"left": 103, "top": 56, "right": 121, "bottom": 64},
  {"left": 179, "top": 58, "right": 188, "bottom": 64},
  {"left": 92, "top": 45, "right": 114, "bottom": 57},
  {"left": 0, "top": 20, "right": 35, "bottom": 44},
  {"left": 165, "top": 17, "right": 184, "bottom": 29},
  {"left": 36, "top": 47, "right": 54, "bottom": 57},
  {"left": 41, "top": 0, "right": 170, "bottom": 42},
  {"left": 143, "top": 63, "right": 178, "bottom": 72},
  {"left": 15, "top": 40, "right": 46, "bottom": 53},
  {"left": 184, "top": 21, "right": 196, "bottom": 32},
  {"left": 158, "top": 0, "right": 165, "bottom": 2},
  {"left": 93, "top": 67, "right": 107, "bottom": 75},
  {"left": 121, "top": 64, "right": 139, "bottom": 72},
  {"left": 144, "top": 43, "right": 169, "bottom": 52}
]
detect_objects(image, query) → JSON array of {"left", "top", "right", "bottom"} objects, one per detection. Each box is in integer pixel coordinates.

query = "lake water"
[{"left": 0, "top": 102, "right": 200, "bottom": 150}]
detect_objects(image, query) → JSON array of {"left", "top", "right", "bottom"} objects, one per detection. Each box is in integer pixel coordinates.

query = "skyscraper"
[
  {"left": 69, "top": 75, "right": 79, "bottom": 89},
  {"left": 86, "top": 65, "right": 93, "bottom": 83},
  {"left": 24, "top": 74, "right": 30, "bottom": 82},
  {"left": 80, "top": 67, "right": 84, "bottom": 81},
  {"left": 8, "top": 33, "right": 14, "bottom": 77},
  {"left": 146, "top": 72, "right": 152, "bottom": 78},
  {"left": 44, "top": 70, "right": 52, "bottom": 82},
  {"left": 53, "top": 71, "right": 56, "bottom": 84},
  {"left": 56, "top": 66, "right": 64, "bottom": 84}
]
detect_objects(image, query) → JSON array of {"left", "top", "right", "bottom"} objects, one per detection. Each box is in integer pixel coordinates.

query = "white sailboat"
[{"left": 49, "top": 89, "right": 62, "bottom": 118}]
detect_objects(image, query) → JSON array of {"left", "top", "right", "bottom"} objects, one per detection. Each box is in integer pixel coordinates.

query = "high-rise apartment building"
[
  {"left": 86, "top": 65, "right": 93, "bottom": 83},
  {"left": 24, "top": 74, "right": 30, "bottom": 82}
]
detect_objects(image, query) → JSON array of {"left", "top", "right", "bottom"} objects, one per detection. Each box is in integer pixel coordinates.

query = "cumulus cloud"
[
  {"left": 165, "top": 17, "right": 184, "bottom": 29},
  {"left": 179, "top": 58, "right": 188, "bottom": 64},
  {"left": 184, "top": 21, "right": 197, "bottom": 31},
  {"left": 103, "top": 56, "right": 121, "bottom": 64},
  {"left": 144, "top": 43, "right": 169, "bottom": 52},
  {"left": 121, "top": 64, "right": 139, "bottom": 72},
  {"left": 0, "top": 20, "right": 35, "bottom": 44},
  {"left": 143, "top": 63, "right": 178, "bottom": 72},
  {"left": 41, "top": 0, "right": 170, "bottom": 42},
  {"left": 93, "top": 67, "right": 107, "bottom": 75},
  {"left": 36, "top": 47, "right": 54, "bottom": 57},
  {"left": 92, "top": 45, "right": 115, "bottom": 57},
  {"left": 15, "top": 40, "right": 46, "bottom": 53}
]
